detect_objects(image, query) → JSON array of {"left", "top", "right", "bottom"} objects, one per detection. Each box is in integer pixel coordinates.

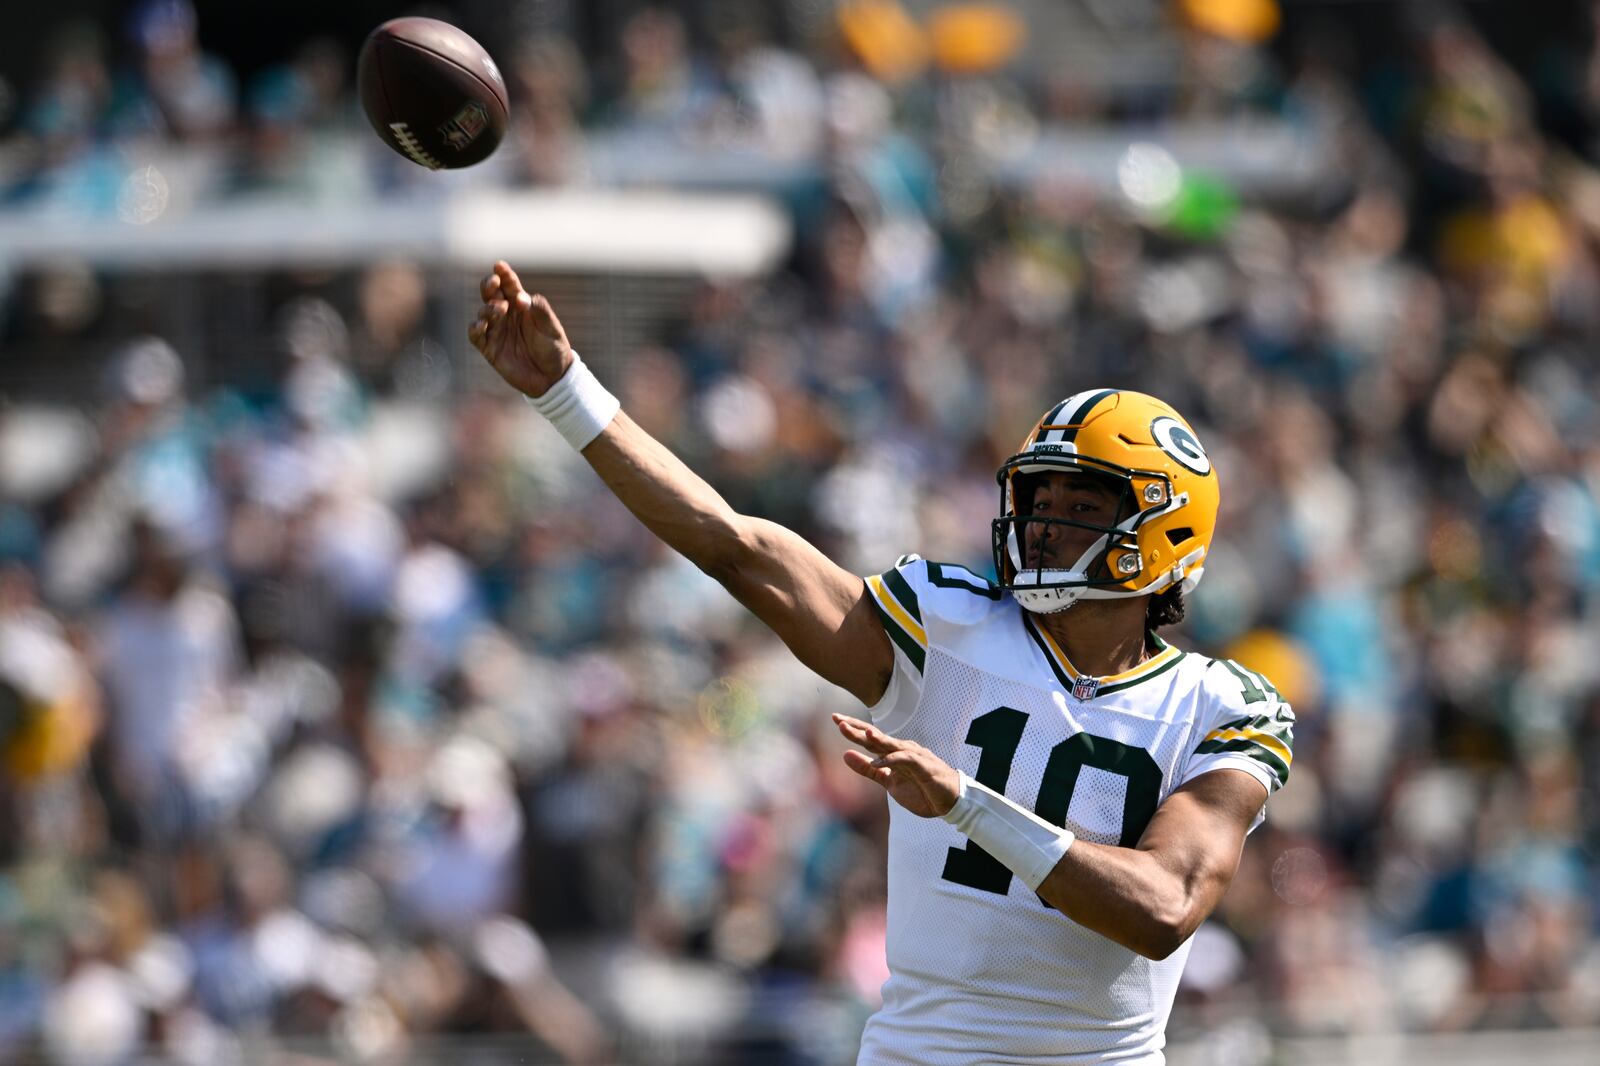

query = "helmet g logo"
[{"left": 1151, "top": 417, "right": 1211, "bottom": 475}]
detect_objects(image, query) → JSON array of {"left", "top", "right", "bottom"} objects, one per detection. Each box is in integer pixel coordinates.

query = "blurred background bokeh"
[{"left": 2, "top": 1, "right": 1600, "bottom": 1063}]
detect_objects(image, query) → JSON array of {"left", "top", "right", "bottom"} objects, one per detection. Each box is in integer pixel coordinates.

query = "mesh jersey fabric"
[{"left": 857, "top": 556, "right": 1293, "bottom": 1066}]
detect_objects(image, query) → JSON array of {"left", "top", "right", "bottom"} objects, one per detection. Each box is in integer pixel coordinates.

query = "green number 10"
[{"left": 940, "top": 707, "right": 1163, "bottom": 906}]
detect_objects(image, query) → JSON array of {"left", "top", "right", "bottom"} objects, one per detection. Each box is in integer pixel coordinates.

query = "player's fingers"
[
  {"left": 871, "top": 751, "right": 918, "bottom": 770},
  {"left": 529, "top": 292, "right": 569, "bottom": 342},
  {"left": 841, "top": 749, "right": 882, "bottom": 781},
  {"left": 837, "top": 720, "right": 892, "bottom": 754},
  {"left": 475, "top": 302, "right": 509, "bottom": 343},
  {"left": 833, "top": 714, "right": 900, "bottom": 755},
  {"left": 833, "top": 714, "right": 875, "bottom": 745},
  {"left": 495, "top": 261, "right": 528, "bottom": 300},
  {"left": 481, "top": 272, "right": 501, "bottom": 303},
  {"left": 843, "top": 753, "right": 895, "bottom": 789}
]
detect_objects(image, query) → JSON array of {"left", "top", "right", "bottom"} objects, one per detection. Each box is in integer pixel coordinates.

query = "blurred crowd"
[{"left": 6, "top": 0, "right": 1600, "bottom": 1063}]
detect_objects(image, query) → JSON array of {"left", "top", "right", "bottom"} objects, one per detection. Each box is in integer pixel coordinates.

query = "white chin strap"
[
  {"left": 1010, "top": 569, "right": 1139, "bottom": 614},
  {"left": 1010, "top": 571, "right": 1093, "bottom": 613},
  {"left": 1006, "top": 527, "right": 1133, "bottom": 615}
]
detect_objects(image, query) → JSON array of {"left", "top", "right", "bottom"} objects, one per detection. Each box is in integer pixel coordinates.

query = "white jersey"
[{"left": 857, "top": 556, "right": 1293, "bottom": 1066}]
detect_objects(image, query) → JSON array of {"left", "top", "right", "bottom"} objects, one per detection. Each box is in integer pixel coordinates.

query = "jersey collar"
[{"left": 1021, "top": 612, "right": 1184, "bottom": 697}]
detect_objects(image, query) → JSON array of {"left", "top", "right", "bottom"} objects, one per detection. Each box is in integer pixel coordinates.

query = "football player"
[{"left": 470, "top": 263, "right": 1293, "bottom": 1065}]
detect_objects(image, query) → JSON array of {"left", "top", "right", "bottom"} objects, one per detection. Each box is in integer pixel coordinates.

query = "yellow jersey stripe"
[
  {"left": 1103, "top": 644, "right": 1180, "bottom": 684},
  {"left": 1202, "top": 727, "right": 1293, "bottom": 767},
  {"left": 1031, "top": 623, "right": 1079, "bottom": 680},
  {"left": 867, "top": 575, "right": 927, "bottom": 648},
  {"left": 1032, "top": 623, "right": 1181, "bottom": 685}
]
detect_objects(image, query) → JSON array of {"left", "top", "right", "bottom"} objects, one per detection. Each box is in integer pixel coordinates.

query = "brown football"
[{"left": 357, "top": 17, "right": 509, "bottom": 170}]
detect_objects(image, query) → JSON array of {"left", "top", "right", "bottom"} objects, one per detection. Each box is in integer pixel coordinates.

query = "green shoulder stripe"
[
  {"left": 927, "top": 562, "right": 1002, "bottom": 600},
  {"left": 1240, "top": 663, "right": 1282, "bottom": 700},
  {"left": 870, "top": 595, "right": 926, "bottom": 674},
  {"left": 882, "top": 567, "right": 923, "bottom": 624},
  {"left": 1217, "top": 659, "right": 1279, "bottom": 706},
  {"left": 1193, "top": 737, "right": 1289, "bottom": 786}
]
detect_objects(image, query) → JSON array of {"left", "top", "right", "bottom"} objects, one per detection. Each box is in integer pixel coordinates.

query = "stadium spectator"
[{"left": 2, "top": 2, "right": 1600, "bottom": 1061}]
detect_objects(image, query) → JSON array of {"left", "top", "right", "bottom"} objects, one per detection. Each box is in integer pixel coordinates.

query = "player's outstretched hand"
[
  {"left": 468, "top": 261, "right": 573, "bottom": 398},
  {"left": 835, "top": 714, "right": 961, "bottom": 819}
]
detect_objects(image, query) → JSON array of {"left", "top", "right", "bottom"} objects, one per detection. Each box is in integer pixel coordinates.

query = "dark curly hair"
[{"left": 1146, "top": 585, "right": 1186, "bottom": 641}]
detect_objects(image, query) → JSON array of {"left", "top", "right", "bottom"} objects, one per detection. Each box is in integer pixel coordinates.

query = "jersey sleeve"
[
  {"left": 862, "top": 554, "right": 931, "bottom": 735},
  {"left": 1179, "top": 659, "right": 1295, "bottom": 824},
  {"left": 861, "top": 554, "right": 1003, "bottom": 734}
]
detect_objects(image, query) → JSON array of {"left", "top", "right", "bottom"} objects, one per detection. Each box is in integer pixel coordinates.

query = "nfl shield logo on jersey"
[{"left": 1072, "top": 675, "right": 1101, "bottom": 701}]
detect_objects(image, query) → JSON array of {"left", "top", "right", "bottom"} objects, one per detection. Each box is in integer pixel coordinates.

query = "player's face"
[{"left": 1023, "top": 473, "right": 1123, "bottom": 569}]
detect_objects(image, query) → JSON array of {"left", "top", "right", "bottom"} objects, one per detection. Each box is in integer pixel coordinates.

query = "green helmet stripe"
[{"left": 1058, "top": 389, "right": 1119, "bottom": 444}]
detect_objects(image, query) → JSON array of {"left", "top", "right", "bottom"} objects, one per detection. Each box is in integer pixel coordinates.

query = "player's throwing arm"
[{"left": 467, "top": 262, "right": 895, "bottom": 705}]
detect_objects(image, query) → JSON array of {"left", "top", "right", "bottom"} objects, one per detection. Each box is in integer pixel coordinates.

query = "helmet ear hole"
[{"left": 1165, "top": 527, "right": 1193, "bottom": 547}]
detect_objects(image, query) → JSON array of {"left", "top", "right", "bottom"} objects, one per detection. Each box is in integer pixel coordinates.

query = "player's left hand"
[{"left": 835, "top": 714, "right": 961, "bottom": 818}]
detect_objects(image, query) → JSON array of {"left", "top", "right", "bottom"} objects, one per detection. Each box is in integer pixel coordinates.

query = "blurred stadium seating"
[{"left": 3, "top": 1, "right": 1600, "bottom": 1063}]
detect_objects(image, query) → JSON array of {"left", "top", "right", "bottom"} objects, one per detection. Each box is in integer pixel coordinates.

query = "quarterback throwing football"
[{"left": 469, "top": 262, "right": 1293, "bottom": 1066}]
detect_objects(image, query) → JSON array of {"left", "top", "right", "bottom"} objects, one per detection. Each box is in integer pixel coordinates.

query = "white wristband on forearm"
[
  {"left": 525, "top": 352, "right": 620, "bottom": 451},
  {"left": 941, "top": 773, "right": 1075, "bottom": 891}
]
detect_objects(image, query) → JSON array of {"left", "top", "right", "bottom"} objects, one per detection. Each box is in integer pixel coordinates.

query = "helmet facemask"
[
  {"left": 993, "top": 467, "right": 1139, "bottom": 613},
  {"left": 993, "top": 459, "right": 1186, "bottom": 614}
]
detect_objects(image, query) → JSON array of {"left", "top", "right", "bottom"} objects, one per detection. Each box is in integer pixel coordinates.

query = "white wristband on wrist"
[
  {"left": 941, "top": 773, "right": 1075, "bottom": 892},
  {"left": 525, "top": 351, "right": 620, "bottom": 451}
]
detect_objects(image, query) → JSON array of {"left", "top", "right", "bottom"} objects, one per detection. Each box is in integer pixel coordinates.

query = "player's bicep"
[
  {"left": 719, "top": 517, "right": 894, "bottom": 706},
  {"left": 1135, "top": 769, "right": 1267, "bottom": 933}
]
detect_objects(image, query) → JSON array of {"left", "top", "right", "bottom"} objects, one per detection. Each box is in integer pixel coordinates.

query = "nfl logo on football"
[
  {"left": 439, "top": 101, "right": 490, "bottom": 151},
  {"left": 1072, "top": 676, "right": 1101, "bottom": 702}
]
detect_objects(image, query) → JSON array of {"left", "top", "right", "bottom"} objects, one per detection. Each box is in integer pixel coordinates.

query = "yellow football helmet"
[{"left": 993, "top": 389, "right": 1220, "bottom": 613}]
